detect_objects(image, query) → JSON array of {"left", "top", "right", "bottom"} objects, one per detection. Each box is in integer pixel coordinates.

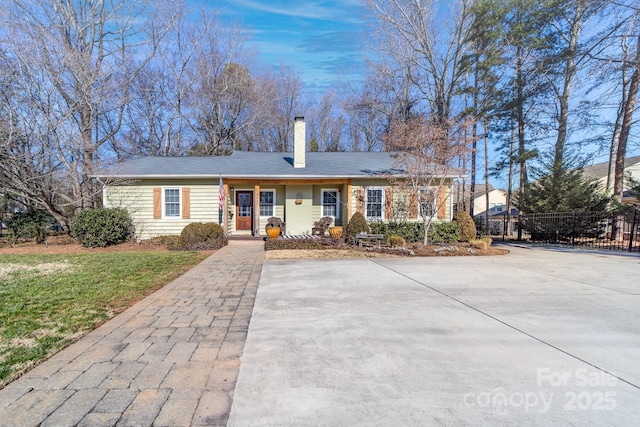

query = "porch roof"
[{"left": 96, "top": 151, "right": 409, "bottom": 179}]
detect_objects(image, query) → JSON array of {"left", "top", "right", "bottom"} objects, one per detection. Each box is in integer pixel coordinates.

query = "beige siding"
[
  {"left": 105, "top": 177, "right": 455, "bottom": 239},
  {"left": 105, "top": 179, "right": 218, "bottom": 239},
  {"left": 257, "top": 186, "right": 285, "bottom": 234},
  {"left": 348, "top": 178, "right": 455, "bottom": 223}
]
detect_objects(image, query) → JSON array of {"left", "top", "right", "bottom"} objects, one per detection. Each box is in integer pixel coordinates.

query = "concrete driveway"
[{"left": 229, "top": 245, "right": 640, "bottom": 426}]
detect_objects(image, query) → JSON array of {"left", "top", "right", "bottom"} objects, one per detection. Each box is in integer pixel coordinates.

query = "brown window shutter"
[
  {"left": 153, "top": 187, "right": 161, "bottom": 219},
  {"left": 182, "top": 187, "right": 190, "bottom": 219},
  {"left": 437, "top": 188, "right": 447, "bottom": 219},
  {"left": 385, "top": 187, "right": 393, "bottom": 219},
  {"left": 409, "top": 193, "right": 418, "bottom": 219},
  {"left": 356, "top": 187, "right": 364, "bottom": 214}
]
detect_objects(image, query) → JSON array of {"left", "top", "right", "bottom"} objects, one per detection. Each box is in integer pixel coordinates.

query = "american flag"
[{"left": 219, "top": 174, "right": 224, "bottom": 210}]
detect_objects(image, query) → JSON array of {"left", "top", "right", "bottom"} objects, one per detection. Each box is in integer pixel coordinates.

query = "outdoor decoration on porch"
[
  {"left": 265, "top": 223, "right": 281, "bottom": 239},
  {"left": 328, "top": 226, "right": 343, "bottom": 239}
]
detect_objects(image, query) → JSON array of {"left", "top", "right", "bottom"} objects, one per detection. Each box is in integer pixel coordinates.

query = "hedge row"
[{"left": 264, "top": 238, "right": 346, "bottom": 251}]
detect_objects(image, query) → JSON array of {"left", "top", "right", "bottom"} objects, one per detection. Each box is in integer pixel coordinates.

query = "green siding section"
[{"left": 285, "top": 185, "right": 313, "bottom": 235}]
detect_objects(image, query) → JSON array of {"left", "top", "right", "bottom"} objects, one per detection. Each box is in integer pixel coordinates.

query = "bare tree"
[
  {"left": 0, "top": 0, "right": 176, "bottom": 227},
  {"left": 365, "top": 0, "right": 473, "bottom": 125},
  {"left": 384, "top": 116, "right": 472, "bottom": 244},
  {"left": 262, "top": 62, "right": 305, "bottom": 152},
  {"left": 188, "top": 20, "right": 278, "bottom": 155},
  {"left": 343, "top": 60, "right": 418, "bottom": 151},
  {"left": 308, "top": 89, "right": 347, "bottom": 152},
  {"left": 119, "top": 8, "right": 211, "bottom": 157}
]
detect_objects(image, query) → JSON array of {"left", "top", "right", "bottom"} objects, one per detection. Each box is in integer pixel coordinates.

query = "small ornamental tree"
[{"left": 384, "top": 116, "right": 472, "bottom": 244}]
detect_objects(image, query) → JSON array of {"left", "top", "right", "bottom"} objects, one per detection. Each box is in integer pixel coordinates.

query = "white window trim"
[
  {"left": 259, "top": 189, "right": 276, "bottom": 218},
  {"left": 321, "top": 188, "right": 340, "bottom": 220},
  {"left": 418, "top": 188, "right": 436, "bottom": 219},
  {"left": 162, "top": 187, "right": 182, "bottom": 219},
  {"left": 364, "top": 187, "right": 385, "bottom": 220}
]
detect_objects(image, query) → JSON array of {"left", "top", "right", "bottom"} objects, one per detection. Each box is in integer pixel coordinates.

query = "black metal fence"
[{"left": 518, "top": 209, "right": 640, "bottom": 252}]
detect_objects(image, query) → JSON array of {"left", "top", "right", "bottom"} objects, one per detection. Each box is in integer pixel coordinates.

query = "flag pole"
[{"left": 218, "top": 174, "right": 224, "bottom": 225}]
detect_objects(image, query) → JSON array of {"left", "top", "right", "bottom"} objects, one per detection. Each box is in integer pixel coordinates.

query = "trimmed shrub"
[
  {"left": 453, "top": 211, "right": 476, "bottom": 242},
  {"left": 469, "top": 239, "right": 488, "bottom": 250},
  {"left": 179, "top": 222, "right": 227, "bottom": 250},
  {"left": 387, "top": 234, "right": 406, "bottom": 248},
  {"left": 346, "top": 212, "right": 370, "bottom": 244},
  {"left": 264, "top": 237, "right": 346, "bottom": 251},
  {"left": 427, "top": 222, "right": 460, "bottom": 244},
  {"left": 370, "top": 220, "right": 424, "bottom": 243},
  {"left": 7, "top": 209, "right": 54, "bottom": 244},
  {"left": 480, "top": 236, "right": 492, "bottom": 246},
  {"left": 153, "top": 235, "right": 184, "bottom": 250},
  {"left": 71, "top": 208, "right": 133, "bottom": 247}
]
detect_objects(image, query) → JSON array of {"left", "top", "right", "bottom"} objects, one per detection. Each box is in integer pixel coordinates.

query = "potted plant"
[
  {"left": 329, "top": 225, "right": 343, "bottom": 239},
  {"left": 265, "top": 223, "right": 281, "bottom": 239}
]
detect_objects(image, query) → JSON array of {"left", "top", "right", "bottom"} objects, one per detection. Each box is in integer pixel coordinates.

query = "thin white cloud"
[{"left": 230, "top": 0, "right": 363, "bottom": 24}]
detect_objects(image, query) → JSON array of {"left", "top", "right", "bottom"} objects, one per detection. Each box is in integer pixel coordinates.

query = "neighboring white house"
[
  {"left": 582, "top": 155, "right": 640, "bottom": 201},
  {"left": 472, "top": 185, "right": 508, "bottom": 216},
  {"left": 454, "top": 184, "right": 507, "bottom": 216}
]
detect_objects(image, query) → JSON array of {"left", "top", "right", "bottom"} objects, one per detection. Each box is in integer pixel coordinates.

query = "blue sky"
[{"left": 196, "top": 0, "right": 368, "bottom": 91}]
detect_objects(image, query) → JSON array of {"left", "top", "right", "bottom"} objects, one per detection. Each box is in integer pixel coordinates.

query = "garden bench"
[{"left": 355, "top": 233, "right": 384, "bottom": 248}]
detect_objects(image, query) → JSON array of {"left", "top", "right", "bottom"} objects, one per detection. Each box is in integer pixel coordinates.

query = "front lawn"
[{"left": 0, "top": 251, "right": 209, "bottom": 388}]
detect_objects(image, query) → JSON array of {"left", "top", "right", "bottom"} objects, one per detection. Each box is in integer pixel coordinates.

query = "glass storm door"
[{"left": 236, "top": 191, "right": 253, "bottom": 231}]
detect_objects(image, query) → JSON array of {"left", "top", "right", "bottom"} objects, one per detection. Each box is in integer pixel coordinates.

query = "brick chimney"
[{"left": 294, "top": 115, "right": 306, "bottom": 168}]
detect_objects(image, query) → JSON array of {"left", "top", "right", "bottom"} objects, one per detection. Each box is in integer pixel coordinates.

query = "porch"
[{"left": 222, "top": 179, "right": 354, "bottom": 237}]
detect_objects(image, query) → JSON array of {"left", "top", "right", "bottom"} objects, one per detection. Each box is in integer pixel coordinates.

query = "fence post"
[
  {"left": 629, "top": 209, "right": 638, "bottom": 253},
  {"left": 571, "top": 211, "right": 577, "bottom": 246}
]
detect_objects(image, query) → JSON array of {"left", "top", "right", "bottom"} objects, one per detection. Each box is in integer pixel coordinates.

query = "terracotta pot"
[
  {"left": 265, "top": 227, "right": 281, "bottom": 239},
  {"left": 329, "top": 226, "right": 343, "bottom": 239}
]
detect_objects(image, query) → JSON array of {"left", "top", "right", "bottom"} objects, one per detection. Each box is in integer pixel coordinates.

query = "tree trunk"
[
  {"left": 614, "top": 34, "right": 640, "bottom": 203},
  {"left": 552, "top": 1, "right": 585, "bottom": 175},
  {"left": 484, "top": 117, "right": 490, "bottom": 234},
  {"left": 516, "top": 49, "right": 527, "bottom": 197}
]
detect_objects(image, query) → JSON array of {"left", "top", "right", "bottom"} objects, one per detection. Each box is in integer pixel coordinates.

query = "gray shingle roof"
[
  {"left": 96, "top": 152, "right": 409, "bottom": 179},
  {"left": 582, "top": 155, "right": 640, "bottom": 180}
]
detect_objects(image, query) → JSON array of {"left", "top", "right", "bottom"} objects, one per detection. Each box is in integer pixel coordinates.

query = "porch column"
[
  {"left": 254, "top": 184, "right": 260, "bottom": 236},
  {"left": 346, "top": 180, "right": 353, "bottom": 224},
  {"left": 223, "top": 182, "right": 229, "bottom": 236}
]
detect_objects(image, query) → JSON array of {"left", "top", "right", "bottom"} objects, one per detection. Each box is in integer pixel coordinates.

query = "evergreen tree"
[{"left": 516, "top": 160, "right": 610, "bottom": 213}]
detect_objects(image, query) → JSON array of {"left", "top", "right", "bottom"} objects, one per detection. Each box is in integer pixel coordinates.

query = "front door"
[{"left": 236, "top": 191, "right": 253, "bottom": 231}]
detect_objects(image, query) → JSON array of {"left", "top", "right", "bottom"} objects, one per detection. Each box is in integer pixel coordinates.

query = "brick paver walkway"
[{"left": 0, "top": 240, "right": 264, "bottom": 427}]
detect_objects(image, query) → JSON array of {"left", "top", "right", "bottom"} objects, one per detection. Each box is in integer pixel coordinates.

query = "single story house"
[{"left": 97, "top": 117, "right": 457, "bottom": 239}]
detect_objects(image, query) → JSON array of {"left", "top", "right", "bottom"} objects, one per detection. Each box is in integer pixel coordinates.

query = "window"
[
  {"left": 419, "top": 189, "right": 436, "bottom": 218},
  {"left": 322, "top": 189, "right": 339, "bottom": 218},
  {"left": 164, "top": 188, "right": 180, "bottom": 217},
  {"left": 365, "top": 188, "right": 384, "bottom": 220},
  {"left": 260, "top": 190, "right": 275, "bottom": 217}
]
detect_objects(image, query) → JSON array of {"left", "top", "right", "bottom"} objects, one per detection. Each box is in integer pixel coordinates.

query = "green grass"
[{"left": 0, "top": 251, "right": 209, "bottom": 387}]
